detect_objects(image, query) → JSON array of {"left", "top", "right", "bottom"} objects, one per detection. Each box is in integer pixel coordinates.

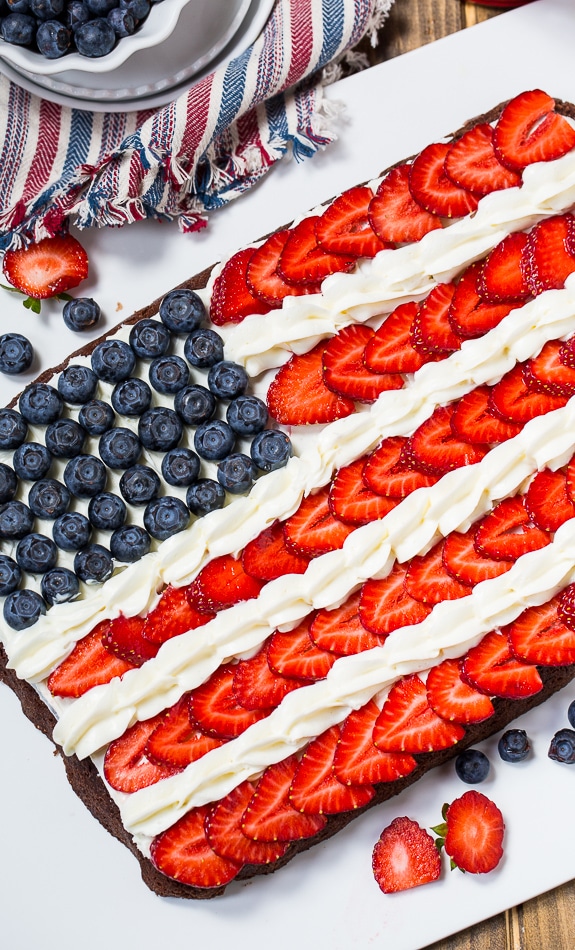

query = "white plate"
[{"left": 2, "top": 1, "right": 575, "bottom": 947}]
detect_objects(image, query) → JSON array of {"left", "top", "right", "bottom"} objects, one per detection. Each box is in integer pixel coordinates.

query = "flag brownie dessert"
[{"left": 4, "top": 88, "right": 575, "bottom": 899}]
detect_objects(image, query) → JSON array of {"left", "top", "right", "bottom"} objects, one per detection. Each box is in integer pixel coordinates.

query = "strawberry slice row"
[{"left": 209, "top": 91, "right": 575, "bottom": 326}]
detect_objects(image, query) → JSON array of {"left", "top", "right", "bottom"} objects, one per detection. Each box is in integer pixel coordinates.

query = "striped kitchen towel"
[{"left": 0, "top": 0, "right": 393, "bottom": 250}]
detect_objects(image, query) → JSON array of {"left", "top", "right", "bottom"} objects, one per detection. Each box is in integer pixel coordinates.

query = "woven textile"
[{"left": 0, "top": 0, "right": 393, "bottom": 250}]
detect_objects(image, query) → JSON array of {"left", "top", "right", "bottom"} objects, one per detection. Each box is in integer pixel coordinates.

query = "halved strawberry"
[
  {"left": 315, "top": 186, "right": 388, "bottom": 257},
  {"left": 442, "top": 525, "right": 514, "bottom": 586},
  {"left": 444, "top": 122, "right": 521, "bottom": 195},
  {"left": 404, "top": 540, "right": 471, "bottom": 605},
  {"left": 474, "top": 496, "right": 550, "bottom": 561},
  {"left": 448, "top": 262, "right": 514, "bottom": 339},
  {"left": 493, "top": 89, "right": 575, "bottom": 172},
  {"left": 334, "top": 699, "right": 417, "bottom": 785},
  {"left": 557, "top": 583, "right": 575, "bottom": 628},
  {"left": 232, "top": 647, "right": 306, "bottom": 710},
  {"left": 462, "top": 630, "right": 543, "bottom": 698},
  {"left": 523, "top": 214, "right": 575, "bottom": 295},
  {"left": 411, "top": 282, "right": 461, "bottom": 354},
  {"left": 47, "top": 624, "right": 136, "bottom": 699},
  {"left": 267, "top": 618, "right": 337, "bottom": 681},
  {"left": 328, "top": 458, "right": 397, "bottom": 526},
  {"left": 145, "top": 695, "right": 224, "bottom": 769},
  {"left": 442, "top": 790, "right": 504, "bottom": 874},
  {"left": 363, "top": 301, "right": 427, "bottom": 374},
  {"left": 450, "top": 386, "right": 523, "bottom": 445},
  {"left": 507, "top": 599, "right": 575, "bottom": 666},
  {"left": 358, "top": 563, "right": 432, "bottom": 636},
  {"left": 407, "top": 404, "right": 487, "bottom": 475},
  {"left": 368, "top": 164, "right": 443, "bottom": 243},
  {"left": 189, "top": 554, "right": 264, "bottom": 613},
  {"left": 188, "top": 665, "right": 272, "bottom": 739},
  {"left": 150, "top": 805, "right": 242, "bottom": 889},
  {"left": 103, "top": 715, "right": 179, "bottom": 793},
  {"left": 524, "top": 339, "right": 575, "bottom": 397},
  {"left": 2, "top": 233, "right": 89, "bottom": 305},
  {"left": 362, "top": 436, "right": 440, "bottom": 497},
  {"left": 209, "top": 247, "right": 271, "bottom": 326},
  {"left": 241, "top": 755, "right": 328, "bottom": 842},
  {"left": 205, "top": 781, "right": 289, "bottom": 865},
  {"left": 373, "top": 674, "right": 465, "bottom": 753},
  {"left": 476, "top": 230, "right": 531, "bottom": 303},
  {"left": 289, "top": 726, "right": 375, "bottom": 814},
  {"left": 266, "top": 341, "right": 355, "bottom": 426},
  {"left": 278, "top": 216, "right": 356, "bottom": 285},
  {"left": 426, "top": 658, "right": 495, "bottom": 724},
  {"left": 372, "top": 816, "right": 441, "bottom": 893},
  {"left": 309, "top": 591, "right": 383, "bottom": 655},
  {"left": 241, "top": 520, "right": 310, "bottom": 582},
  {"left": 246, "top": 229, "right": 321, "bottom": 306},
  {"left": 283, "top": 485, "right": 354, "bottom": 557},
  {"left": 323, "top": 324, "right": 404, "bottom": 402},
  {"left": 142, "top": 584, "right": 214, "bottom": 645},
  {"left": 488, "top": 363, "right": 568, "bottom": 424},
  {"left": 559, "top": 336, "right": 575, "bottom": 370},
  {"left": 408, "top": 142, "right": 479, "bottom": 218},
  {"left": 525, "top": 468, "right": 575, "bottom": 532}
]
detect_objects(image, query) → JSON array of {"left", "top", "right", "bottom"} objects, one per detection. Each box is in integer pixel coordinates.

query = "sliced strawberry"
[
  {"left": 103, "top": 715, "right": 178, "bottom": 793},
  {"left": 328, "top": 458, "right": 397, "bottom": 526},
  {"left": 407, "top": 404, "right": 487, "bottom": 475},
  {"left": 267, "top": 618, "right": 337, "bottom": 681},
  {"left": 493, "top": 88, "right": 575, "bottom": 172},
  {"left": 372, "top": 816, "right": 441, "bottom": 893},
  {"left": 309, "top": 590, "right": 382, "bottom": 655},
  {"left": 278, "top": 216, "right": 356, "bottom": 285},
  {"left": 443, "top": 790, "right": 504, "bottom": 874},
  {"left": 409, "top": 142, "right": 479, "bottom": 218},
  {"left": 283, "top": 485, "right": 354, "bottom": 558},
  {"left": 426, "top": 658, "right": 495, "bottom": 724},
  {"left": 188, "top": 665, "right": 272, "bottom": 739},
  {"left": 557, "top": 583, "right": 575, "bottom": 628},
  {"left": 322, "top": 324, "right": 404, "bottom": 402},
  {"left": 150, "top": 805, "right": 242, "bottom": 889},
  {"left": 559, "top": 336, "right": 575, "bottom": 370},
  {"left": 373, "top": 674, "right": 465, "bottom": 753},
  {"left": 246, "top": 229, "right": 321, "bottom": 306},
  {"left": 507, "top": 599, "right": 575, "bottom": 666},
  {"left": 47, "top": 624, "right": 136, "bottom": 699},
  {"left": 145, "top": 695, "right": 224, "bottom": 769},
  {"left": 444, "top": 122, "right": 521, "bottom": 195},
  {"left": 462, "top": 630, "right": 543, "bottom": 698},
  {"left": 404, "top": 540, "right": 471, "bottom": 605},
  {"left": 266, "top": 341, "right": 355, "bottom": 426},
  {"left": 411, "top": 282, "right": 462, "bottom": 354},
  {"left": 241, "top": 755, "right": 328, "bottom": 843},
  {"left": 2, "top": 233, "right": 88, "bottom": 301},
  {"left": 488, "top": 363, "right": 568, "bottom": 424},
  {"left": 289, "top": 726, "right": 375, "bottom": 814},
  {"left": 315, "top": 186, "right": 388, "bottom": 257},
  {"left": 358, "top": 563, "right": 432, "bottom": 636},
  {"left": 567, "top": 457, "right": 575, "bottom": 507},
  {"left": 363, "top": 301, "right": 427, "bottom": 374},
  {"left": 232, "top": 648, "right": 306, "bottom": 710},
  {"left": 101, "top": 614, "right": 159, "bottom": 666},
  {"left": 241, "top": 520, "right": 310, "bottom": 582},
  {"left": 448, "top": 262, "right": 514, "bottom": 339},
  {"left": 524, "top": 339, "right": 575, "bottom": 397},
  {"left": 442, "top": 525, "right": 514, "bottom": 586},
  {"left": 523, "top": 214, "right": 575, "bottom": 295},
  {"left": 450, "top": 386, "right": 523, "bottom": 445},
  {"left": 189, "top": 554, "right": 264, "bottom": 614},
  {"left": 142, "top": 584, "right": 214, "bottom": 645},
  {"left": 474, "top": 495, "right": 550, "bottom": 561},
  {"left": 362, "top": 436, "right": 440, "bottom": 497},
  {"left": 477, "top": 230, "right": 531, "bottom": 303},
  {"left": 205, "top": 781, "right": 289, "bottom": 865},
  {"left": 210, "top": 247, "right": 271, "bottom": 326},
  {"left": 525, "top": 468, "right": 575, "bottom": 532},
  {"left": 334, "top": 699, "right": 417, "bottom": 785},
  {"left": 368, "top": 164, "right": 443, "bottom": 243}
]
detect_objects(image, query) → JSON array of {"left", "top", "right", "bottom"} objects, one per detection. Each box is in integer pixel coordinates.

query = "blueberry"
[
  {"left": 86, "top": 0, "right": 115, "bottom": 12},
  {"left": 111, "top": 377, "right": 152, "bottom": 417},
  {"left": 0, "top": 555, "right": 21, "bottom": 596},
  {"left": 19, "top": 383, "right": 63, "bottom": 425},
  {"left": 16, "top": 533, "right": 58, "bottom": 574},
  {"left": 28, "top": 478, "right": 71, "bottom": 519},
  {"left": 226, "top": 395, "right": 268, "bottom": 436},
  {"left": 1, "top": 13, "right": 36, "bottom": 46},
  {"left": 0, "top": 333, "right": 34, "bottom": 375},
  {"left": 159, "top": 288, "right": 205, "bottom": 334},
  {"left": 64, "top": 454, "right": 107, "bottom": 498},
  {"left": 110, "top": 524, "right": 151, "bottom": 562},
  {"left": 52, "top": 511, "right": 92, "bottom": 551},
  {"left": 119, "top": 464, "right": 160, "bottom": 506},
  {"left": 548, "top": 728, "right": 575, "bottom": 764},
  {"left": 62, "top": 297, "right": 101, "bottom": 332},
  {"left": 41, "top": 567, "right": 79, "bottom": 605},
  {"left": 184, "top": 328, "right": 224, "bottom": 368},
  {"left": 99, "top": 427, "right": 141, "bottom": 469},
  {"left": 0, "top": 463, "right": 17, "bottom": 503},
  {"left": 0, "top": 500, "right": 34, "bottom": 539},
  {"left": 74, "top": 16, "right": 116, "bottom": 56},
  {"left": 217, "top": 453, "right": 255, "bottom": 494},
  {"left": 45, "top": 419, "right": 86, "bottom": 459},
  {"left": 454, "top": 748, "right": 490, "bottom": 784},
  {"left": 65, "top": 0, "right": 89, "bottom": 29},
  {"left": 36, "top": 19, "right": 71, "bottom": 56},
  {"left": 74, "top": 543, "right": 113, "bottom": 583},
  {"left": 149, "top": 355, "right": 189, "bottom": 395},
  {"left": 78, "top": 399, "right": 115, "bottom": 435},
  {"left": 144, "top": 496, "right": 189, "bottom": 540},
  {"left": 107, "top": 7, "right": 134, "bottom": 35},
  {"left": 161, "top": 447, "right": 200, "bottom": 487},
  {"left": 207, "top": 360, "right": 248, "bottom": 400},
  {"left": 129, "top": 319, "right": 170, "bottom": 360},
  {"left": 498, "top": 728, "right": 530, "bottom": 763},
  {"left": 0, "top": 409, "right": 27, "bottom": 449},
  {"left": 250, "top": 430, "right": 292, "bottom": 472},
  {"left": 91, "top": 339, "right": 136, "bottom": 383},
  {"left": 87, "top": 491, "right": 126, "bottom": 531},
  {"left": 138, "top": 407, "right": 182, "bottom": 452},
  {"left": 13, "top": 442, "right": 51, "bottom": 481},
  {"left": 186, "top": 478, "right": 225, "bottom": 516},
  {"left": 58, "top": 364, "right": 98, "bottom": 405},
  {"left": 120, "top": 0, "right": 149, "bottom": 19},
  {"left": 174, "top": 384, "right": 216, "bottom": 426},
  {"left": 3, "top": 589, "right": 46, "bottom": 630},
  {"left": 568, "top": 699, "right": 575, "bottom": 729},
  {"left": 194, "top": 419, "right": 234, "bottom": 461},
  {"left": 29, "top": 0, "right": 64, "bottom": 18}
]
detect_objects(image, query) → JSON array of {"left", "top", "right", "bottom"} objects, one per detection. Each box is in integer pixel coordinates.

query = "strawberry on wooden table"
[
  {"left": 2, "top": 233, "right": 89, "bottom": 311},
  {"left": 372, "top": 816, "right": 441, "bottom": 893}
]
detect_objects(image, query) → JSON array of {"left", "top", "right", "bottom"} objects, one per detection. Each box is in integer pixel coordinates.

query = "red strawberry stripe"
[
  {"left": 267, "top": 618, "right": 337, "bottom": 681},
  {"left": 373, "top": 674, "right": 465, "bottom": 753},
  {"left": 409, "top": 142, "right": 479, "bottom": 219},
  {"left": 524, "top": 214, "right": 575, "bottom": 295},
  {"left": 189, "top": 665, "right": 273, "bottom": 740},
  {"left": 488, "top": 363, "right": 568, "bottom": 424},
  {"left": 205, "top": 781, "right": 289, "bottom": 865},
  {"left": 328, "top": 458, "right": 398, "bottom": 526},
  {"left": 210, "top": 247, "right": 271, "bottom": 326},
  {"left": 474, "top": 496, "right": 550, "bottom": 561},
  {"left": 190, "top": 554, "right": 264, "bottom": 613},
  {"left": 408, "top": 405, "right": 487, "bottom": 475},
  {"left": 448, "top": 262, "right": 514, "bottom": 339},
  {"left": 493, "top": 89, "right": 575, "bottom": 172},
  {"left": 334, "top": 700, "right": 417, "bottom": 785},
  {"left": 315, "top": 185, "right": 388, "bottom": 258},
  {"left": 404, "top": 540, "right": 471, "bottom": 605},
  {"left": 145, "top": 695, "right": 224, "bottom": 770},
  {"left": 362, "top": 436, "right": 440, "bottom": 497},
  {"left": 477, "top": 230, "right": 531, "bottom": 303},
  {"left": 323, "top": 323, "right": 403, "bottom": 403},
  {"left": 450, "top": 385, "right": 523, "bottom": 445},
  {"left": 368, "top": 164, "right": 442, "bottom": 244},
  {"left": 150, "top": 806, "right": 242, "bottom": 889},
  {"left": 47, "top": 624, "right": 136, "bottom": 699},
  {"left": 241, "top": 755, "right": 328, "bottom": 842},
  {"left": 507, "top": 599, "right": 575, "bottom": 667},
  {"left": 104, "top": 715, "right": 179, "bottom": 793},
  {"left": 247, "top": 229, "right": 321, "bottom": 306},
  {"left": 525, "top": 468, "right": 575, "bottom": 532},
  {"left": 278, "top": 216, "right": 356, "bottom": 285},
  {"left": 310, "top": 590, "right": 383, "bottom": 655},
  {"left": 444, "top": 122, "right": 521, "bottom": 195},
  {"left": 524, "top": 338, "right": 575, "bottom": 397},
  {"left": 442, "top": 527, "right": 514, "bottom": 586},
  {"left": 363, "top": 301, "right": 427, "bottom": 374},
  {"left": 142, "top": 584, "right": 215, "bottom": 645},
  {"left": 284, "top": 485, "right": 354, "bottom": 557},
  {"left": 232, "top": 648, "right": 307, "bottom": 710},
  {"left": 426, "top": 658, "right": 495, "bottom": 724},
  {"left": 267, "top": 341, "right": 355, "bottom": 426},
  {"left": 289, "top": 726, "right": 375, "bottom": 814},
  {"left": 359, "top": 563, "right": 432, "bottom": 636},
  {"left": 462, "top": 630, "right": 543, "bottom": 698},
  {"left": 241, "top": 520, "right": 310, "bottom": 582},
  {"left": 411, "top": 282, "right": 461, "bottom": 354}
]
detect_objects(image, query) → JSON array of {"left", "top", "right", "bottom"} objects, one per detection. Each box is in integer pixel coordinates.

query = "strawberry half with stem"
[
  {"left": 205, "top": 781, "right": 289, "bottom": 865},
  {"left": 247, "top": 228, "right": 321, "bottom": 306},
  {"left": 523, "top": 214, "right": 575, "bottom": 295},
  {"left": 474, "top": 495, "right": 550, "bottom": 561},
  {"left": 267, "top": 618, "right": 337, "bottom": 681},
  {"left": 284, "top": 484, "right": 354, "bottom": 557},
  {"left": 409, "top": 142, "right": 479, "bottom": 218},
  {"left": 426, "top": 658, "right": 495, "bottom": 724},
  {"left": 477, "top": 230, "right": 531, "bottom": 303},
  {"left": 525, "top": 468, "right": 575, "bottom": 532},
  {"left": 373, "top": 816, "right": 441, "bottom": 893},
  {"left": 278, "top": 216, "right": 356, "bottom": 285},
  {"left": 47, "top": 623, "right": 136, "bottom": 698},
  {"left": 310, "top": 590, "right": 383, "bottom": 655},
  {"left": 289, "top": 725, "right": 375, "bottom": 814},
  {"left": 145, "top": 695, "right": 224, "bottom": 769},
  {"left": 334, "top": 699, "right": 417, "bottom": 786},
  {"left": 407, "top": 404, "right": 487, "bottom": 475},
  {"left": 241, "top": 755, "right": 328, "bottom": 843},
  {"left": 507, "top": 599, "right": 575, "bottom": 666},
  {"left": 450, "top": 386, "right": 523, "bottom": 445},
  {"left": 315, "top": 185, "right": 389, "bottom": 257},
  {"left": 210, "top": 247, "right": 271, "bottom": 326},
  {"left": 103, "top": 715, "right": 179, "bottom": 793},
  {"left": 462, "top": 630, "right": 543, "bottom": 698},
  {"left": 150, "top": 805, "right": 242, "bottom": 889},
  {"left": 362, "top": 435, "right": 440, "bottom": 497},
  {"left": 358, "top": 563, "right": 432, "bottom": 636},
  {"left": 438, "top": 790, "right": 504, "bottom": 874},
  {"left": 493, "top": 88, "right": 575, "bottom": 172},
  {"left": 444, "top": 122, "right": 521, "bottom": 195},
  {"left": 328, "top": 457, "right": 398, "bottom": 526},
  {"left": 241, "top": 520, "right": 310, "bottom": 582},
  {"left": 266, "top": 341, "right": 355, "bottom": 426},
  {"left": 368, "top": 164, "right": 443, "bottom": 243},
  {"left": 373, "top": 673, "right": 465, "bottom": 753},
  {"left": 2, "top": 233, "right": 88, "bottom": 312},
  {"left": 448, "top": 262, "right": 514, "bottom": 339},
  {"left": 322, "top": 323, "right": 404, "bottom": 402},
  {"left": 363, "top": 301, "right": 427, "bottom": 374}
]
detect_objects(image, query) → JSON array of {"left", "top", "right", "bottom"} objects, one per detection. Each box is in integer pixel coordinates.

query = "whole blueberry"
[
  {"left": 28, "top": 478, "right": 71, "bottom": 519},
  {"left": 161, "top": 447, "right": 200, "bottom": 487},
  {"left": 0, "top": 500, "right": 34, "bottom": 539},
  {"left": 19, "top": 383, "right": 63, "bottom": 425},
  {"left": 548, "top": 728, "right": 575, "bottom": 764},
  {"left": 58, "top": 364, "right": 98, "bottom": 404},
  {"left": 207, "top": 361, "right": 248, "bottom": 400},
  {"left": 36, "top": 19, "right": 71, "bottom": 57},
  {"left": 0, "top": 555, "right": 21, "bottom": 596},
  {"left": 250, "top": 430, "right": 292, "bottom": 472},
  {"left": 64, "top": 454, "right": 107, "bottom": 498},
  {"left": 74, "top": 543, "right": 113, "bottom": 583},
  {"left": 226, "top": 395, "right": 268, "bottom": 436},
  {"left": 194, "top": 419, "right": 234, "bottom": 461},
  {"left": 74, "top": 17, "right": 116, "bottom": 56},
  {"left": 174, "top": 384, "right": 216, "bottom": 426},
  {"left": 6, "top": 0, "right": 32, "bottom": 12},
  {"left": 111, "top": 377, "right": 152, "bottom": 417},
  {"left": 99, "top": 427, "right": 141, "bottom": 469},
  {"left": 13, "top": 442, "right": 51, "bottom": 481},
  {"left": 1, "top": 13, "right": 36, "bottom": 46},
  {"left": 86, "top": 0, "right": 115, "bottom": 12},
  {"left": 159, "top": 288, "right": 205, "bottom": 334},
  {"left": 0, "top": 463, "right": 17, "bottom": 503},
  {"left": 52, "top": 511, "right": 92, "bottom": 551},
  {"left": 129, "top": 319, "right": 170, "bottom": 360},
  {"left": 62, "top": 297, "right": 101, "bottom": 332},
  {"left": 144, "top": 496, "right": 189, "bottom": 540},
  {"left": 119, "top": 464, "right": 160, "bottom": 506},
  {"left": 498, "top": 728, "right": 531, "bottom": 763},
  {"left": 91, "top": 339, "right": 136, "bottom": 383},
  {"left": 45, "top": 418, "right": 86, "bottom": 459},
  {"left": 184, "top": 328, "right": 224, "bottom": 368},
  {"left": 568, "top": 699, "right": 575, "bottom": 729},
  {"left": 29, "top": 0, "right": 64, "bottom": 18},
  {"left": 41, "top": 567, "right": 79, "bottom": 606},
  {"left": 149, "top": 355, "right": 189, "bottom": 395},
  {"left": 217, "top": 453, "right": 255, "bottom": 495},
  {"left": 16, "top": 533, "right": 58, "bottom": 574},
  {"left": 65, "top": 0, "right": 90, "bottom": 29},
  {"left": 0, "top": 333, "right": 34, "bottom": 375},
  {"left": 78, "top": 399, "right": 115, "bottom": 436},
  {"left": 0, "top": 409, "right": 27, "bottom": 449},
  {"left": 107, "top": 7, "right": 134, "bottom": 35},
  {"left": 110, "top": 524, "right": 151, "bottom": 562},
  {"left": 138, "top": 407, "right": 182, "bottom": 452},
  {"left": 87, "top": 491, "right": 126, "bottom": 531},
  {"left": 120, "top": 0, "right": 149, "bottom": 19},
  {"left": 3, "top": 589, "right": 46, "bottom": 630},
  {"left": 186, "top": 478, "right": 225, "bottom": 516},
  {"left": 454, "top": 748, "right": 490, "bottom": 784}
]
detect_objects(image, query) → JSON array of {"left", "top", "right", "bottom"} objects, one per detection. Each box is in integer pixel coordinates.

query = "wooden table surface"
[{"left": 356, "top": 2, "right": 575, "bottom": 948}]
